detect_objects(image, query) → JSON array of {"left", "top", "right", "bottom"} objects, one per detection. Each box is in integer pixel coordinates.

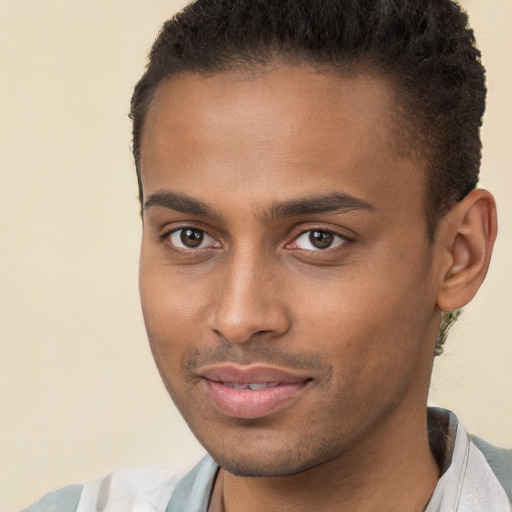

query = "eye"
[
  {"left": 290, "top": 230, "right": 347, "bottom": 251},
  {"left": 167, "top": 228, "right": 219, "bottom": 249}
]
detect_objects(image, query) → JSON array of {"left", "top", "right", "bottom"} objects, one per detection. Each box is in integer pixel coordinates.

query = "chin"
[
  {"left": 207, "top": 440, "right": 334, "bottom": 478},
  {"left": 216, "top": 458, "right": 315, "bottom": 478}
]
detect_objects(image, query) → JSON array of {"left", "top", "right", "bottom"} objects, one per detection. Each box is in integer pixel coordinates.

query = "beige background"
[{"left": 0, "top": 1, "right": 511, "bottom": 510}]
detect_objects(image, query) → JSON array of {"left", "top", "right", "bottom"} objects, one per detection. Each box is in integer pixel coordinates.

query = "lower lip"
[{"left": 204, "top": 380, "right": 309, "bottom": 419}]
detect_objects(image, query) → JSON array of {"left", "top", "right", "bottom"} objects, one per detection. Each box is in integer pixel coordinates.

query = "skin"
[{"left": 138, "top": 65, "right": 496, "bottom": 512}]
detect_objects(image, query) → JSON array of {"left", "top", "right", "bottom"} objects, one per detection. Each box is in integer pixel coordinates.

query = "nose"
[{"left": 208, "top": 250, "right": 291, "bottom": 344}]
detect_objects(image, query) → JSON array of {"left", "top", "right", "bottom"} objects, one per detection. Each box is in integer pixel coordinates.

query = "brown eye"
[
  {"left": 309, "top": 231, "right": 334, "bottom": 249},
  {"left": 290, "top": 229, "right": 347, "bottom": 251},
  {"left": 168, "top": 228, "right": 219, "bottom": 249},
  {"left": 180, "top": 228, "right": 204, "bottom": 247}
]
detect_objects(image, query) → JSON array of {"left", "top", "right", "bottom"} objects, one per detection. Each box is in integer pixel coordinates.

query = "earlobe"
[{"left": 436, "top": 189, "right": 497, "bottom": 312}]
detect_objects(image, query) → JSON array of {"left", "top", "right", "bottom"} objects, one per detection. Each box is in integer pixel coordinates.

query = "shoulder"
[
  {"left": 471, "top": 434, "right": 512, "bottom": 502},
  {"left": 21, "top": 484, "right": 83, "bottom": 512},
  {"left": 20, "top": 467, "right": 182, "bottom": 512}
]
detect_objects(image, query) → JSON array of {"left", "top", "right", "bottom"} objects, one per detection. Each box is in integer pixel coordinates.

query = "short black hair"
[
  {"left": 130, "top": 0, "right": 486, "bottom": 355},
  {"left": 131, "top": 0, "right": 485, "bottom": 236}
]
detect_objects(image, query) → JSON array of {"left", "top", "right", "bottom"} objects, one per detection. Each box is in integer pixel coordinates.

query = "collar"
[{"left": 426, "top": 409, "right": 510, "bottom": 511}]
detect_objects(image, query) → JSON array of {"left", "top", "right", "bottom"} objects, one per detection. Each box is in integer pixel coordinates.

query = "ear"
[{"left": 436, "top": 189, "right": 497, "bottom": 312}]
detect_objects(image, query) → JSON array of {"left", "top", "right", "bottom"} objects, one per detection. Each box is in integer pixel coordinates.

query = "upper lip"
[{"left": 198, "top": 364, "right": 311, "bottom": 385}]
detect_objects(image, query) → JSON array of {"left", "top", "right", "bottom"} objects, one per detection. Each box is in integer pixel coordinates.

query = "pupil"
[
  {"left": 180, "top": 229, "right": 204, "bottom": 248},
  {"left": 309, "top": 231, "right": 333, "bottom": 249}
]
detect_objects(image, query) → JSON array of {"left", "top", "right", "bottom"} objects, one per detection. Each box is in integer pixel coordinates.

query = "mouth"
[
  {"left": 199, "top": 364, "right": 312, "bottom": 419},
  {"left": 222, "top": 382, "right": 281, "bottom": 390}
]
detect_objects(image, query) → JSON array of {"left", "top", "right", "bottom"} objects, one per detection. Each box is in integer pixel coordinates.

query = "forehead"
[{"left": 140, "top": 65, "right": 425, "bottom": 223}]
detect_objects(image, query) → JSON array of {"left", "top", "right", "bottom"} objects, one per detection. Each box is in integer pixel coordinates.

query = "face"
[{"left": 139, "top": 66, "right": 443, "bottom": 477}]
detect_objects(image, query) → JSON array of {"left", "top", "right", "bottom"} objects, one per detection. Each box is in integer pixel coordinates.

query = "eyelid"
[
  {"left": 285, "top": 227, "right": 353, "bottom": 251},
  {"left": 161, "top": 226, "right": 221, "bottom": 250}
]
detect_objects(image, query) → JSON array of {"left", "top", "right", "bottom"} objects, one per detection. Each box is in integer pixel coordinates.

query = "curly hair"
[{"left": 130, "top": 0, "right": 486, "bottom": 355}]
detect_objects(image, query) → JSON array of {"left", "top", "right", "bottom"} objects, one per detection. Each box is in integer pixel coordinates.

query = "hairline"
[{"left": 136, "top": 57, "right": 439, "bottom": 239}]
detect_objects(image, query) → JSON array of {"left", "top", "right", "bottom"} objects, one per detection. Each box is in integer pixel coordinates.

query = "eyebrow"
[
  {"left": 144, "top": 191, "right": 216, "bottom": 218},
  {"left": 143, "top": 190, "right": 375, "bottom": 220},
  {"left": 269, "top": 192, "right": 375, "bottom": 219}
]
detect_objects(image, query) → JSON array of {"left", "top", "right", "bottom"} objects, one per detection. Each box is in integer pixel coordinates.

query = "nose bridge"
[{"left": 210, "top": 244, "right": 288, "bottom": 344}]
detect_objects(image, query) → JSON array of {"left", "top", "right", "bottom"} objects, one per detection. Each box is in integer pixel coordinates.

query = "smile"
[{"left": 199, "top": 364, "right": 312, "bottom": 419}]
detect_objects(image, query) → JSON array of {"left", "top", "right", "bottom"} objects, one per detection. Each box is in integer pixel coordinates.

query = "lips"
[{"left": 199, "top": 364, "right": 311, "bottom": 419}]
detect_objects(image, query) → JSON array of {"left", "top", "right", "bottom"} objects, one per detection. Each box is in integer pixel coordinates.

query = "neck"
[{"left": 218, "top": 406, "right": 439, "bottom": 512}]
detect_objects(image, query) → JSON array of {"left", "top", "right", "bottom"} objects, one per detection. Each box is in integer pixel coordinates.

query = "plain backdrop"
[{"left": 1, "top": 1, "right": 511, "bottom": 510}]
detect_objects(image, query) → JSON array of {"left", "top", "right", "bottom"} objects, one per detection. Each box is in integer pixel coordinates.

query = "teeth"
[
  {"left": 248, "top": 383, "right": 268, "bottom": 390},
  {"left": 223, "top": 382, "right": 280, "bottom": 390}
]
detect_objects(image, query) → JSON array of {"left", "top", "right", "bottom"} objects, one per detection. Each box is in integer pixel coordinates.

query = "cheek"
[
  {"left": 139, "top": 256, "right": 209, "bottom": 367},
  {"left": 294, "top": 251, "right": 435, "bottom": 387}
]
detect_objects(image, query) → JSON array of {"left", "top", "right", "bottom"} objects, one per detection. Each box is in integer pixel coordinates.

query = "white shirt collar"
[{"left": 426, "top": 416, "right": 510, "bottom": 512}]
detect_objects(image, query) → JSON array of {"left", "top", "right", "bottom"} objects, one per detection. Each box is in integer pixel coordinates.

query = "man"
[{"left": 23, "top": 0, "right": 512, "bottom": 511}]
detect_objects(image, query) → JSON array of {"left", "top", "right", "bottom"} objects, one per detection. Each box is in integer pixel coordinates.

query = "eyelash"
[
  {"left": 161, "top": 227, "right": 220, "bottom": 250},
  {"left": 286, "top": 229, "right": 352, "bottom": 251}
]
